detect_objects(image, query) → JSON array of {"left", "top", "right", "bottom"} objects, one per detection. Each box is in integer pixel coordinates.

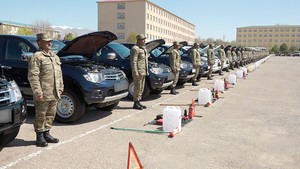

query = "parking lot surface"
[{"left": 1, "top": 56, "right": 300, "bottom": 169}]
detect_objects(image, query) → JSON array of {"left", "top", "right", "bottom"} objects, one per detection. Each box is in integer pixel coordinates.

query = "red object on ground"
[{"left": 168, "top": 128, "right": 181, "bottom": 138}]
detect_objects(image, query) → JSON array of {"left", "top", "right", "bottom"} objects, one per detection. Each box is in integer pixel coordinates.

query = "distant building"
[
  {"left": 97, "top": 0, "right": 196, "bottom": 44},
  {"left": 236, "top": 25, "right": 300, "bottom": 49},
  {"left": 0, "top": 20, "right": 60, "bottom": 39}
]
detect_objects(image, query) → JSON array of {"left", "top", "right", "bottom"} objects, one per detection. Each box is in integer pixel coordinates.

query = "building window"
[
  {"left": 269, "top": 34, "right": 272, "bottom": 37},
  {"left": 243, "top": 29, "right": 247, "bottom": 32},
  {"left": 117, "top": 3, "right": 125, "bottom": 9},
  {"left": 254, "top": 30, "right": 257, "bottom": 32},
  {"left": 286, "top": 34, "right": 289, "bottom": 37},
  {"left": 275, "top": 29, "right": 278, "bottom": 32},
  {"left": 117, "top": 33, "right": 125, "bottom": 39},
  {"left": 259, "top": 29, "right": 262, "bottom": 32},
  {"left": 253, "top": 34, "right": 257, "bottom": 37},
  {"left": 117, "top": 13, "right": 125, "bottom": 19},
  {"left": 117, "top": 23, "right": 125, "bottom": 29},
  {"left": 269, "top": 29, "right": 273, "bottom": 32}
]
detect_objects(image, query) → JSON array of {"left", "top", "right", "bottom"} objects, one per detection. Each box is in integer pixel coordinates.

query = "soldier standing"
[
  {"left": 225, "top": 45, "right": 233, "bottom": 70},
  {"left": 207, "top": 44, "right": 215, "bottom": 80},
  {"left": 236, "top": 47, "right": 242, "bottom": 68},
  {"left": 218, "top": 44, "right": 226, "bottom": 75},
  {"left": 169, "top": 41, "right": 181, "bottom": 94},
  {"left": 191, "top": 42, "right": 201, "bottom": 86},
  {"left": 130, "top": 34, "right": 148, "bottom": 110},
  {"left": 28, "top": 33, "right": 64, "bottom": 147}
]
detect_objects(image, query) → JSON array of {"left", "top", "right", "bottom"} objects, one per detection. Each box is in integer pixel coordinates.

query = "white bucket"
[
  {"left": 163, "top": 106, "right": 182, "bottom": 132},
  {"left": 228, "top": 74, "right": 237, "bottom": 85},
  {"left": 198, "top": 88, "right": 212, "bottom": 105},
  {"left": 214, "top": 79, "right": 224, "bottom": 92},
  {"left": 236, "top": 70, "right": 243, "bottom": 79}
]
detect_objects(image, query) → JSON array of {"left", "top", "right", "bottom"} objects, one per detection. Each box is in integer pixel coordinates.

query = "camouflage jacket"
[
  {"left": 191, "top": 48, "right": 201, "bottom": 67},
  {"left": 170, "top": 49, "right": 181, "bottom": 71},
  {"left": 28, "top": 49, "right": 64, "bottom": 101},
  {"left": 130, "top": 45, "right": 148, "bottom": 77},
  {"left": 218, "top": 48, "right": 226, "bottom": 62},
  {"left": 207, "top": 48, "right": 215, "bottom": 65}
]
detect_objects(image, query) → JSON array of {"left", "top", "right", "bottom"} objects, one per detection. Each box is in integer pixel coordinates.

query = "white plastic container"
[
  {"left": 228, "top": 74, "right": 237, "bottom": 85},
  {"left": 198, "top": 88, "right": 212, "bottom": 105},
  {"left": 163, "top": 106, "right": 182, "bottom": 132},
  {"left": 236, "top": 70, "right": 243, "bottom": 79},
  {"left": 214, "top": 79, "right": 224, "bottom": 92}
]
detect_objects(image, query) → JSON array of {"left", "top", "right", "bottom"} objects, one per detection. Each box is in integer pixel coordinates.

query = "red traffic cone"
[
  {"left": 215, "top": 89, "right": 219, "bottom": 99},
  {"left": 188, "top": 99, "right": 196, "bottom": 119}
]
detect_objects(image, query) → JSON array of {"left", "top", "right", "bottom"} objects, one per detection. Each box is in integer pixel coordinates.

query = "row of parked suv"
[{"left": 0, "top": 31, "right": 244, "bottom": 149}]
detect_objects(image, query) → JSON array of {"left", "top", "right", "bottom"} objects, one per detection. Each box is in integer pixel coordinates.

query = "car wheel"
[
  {"left": 151, "top": 89, "right": 164, "bottom": 94},
  {"left": 56, "top": 89, "right": 86, "bottom": 123},
  {"left": 0, "top": 127, "right": 20, "bottom": 151},
  {"left": 128, "top": 79, "right": 150, "bottom": 100}
]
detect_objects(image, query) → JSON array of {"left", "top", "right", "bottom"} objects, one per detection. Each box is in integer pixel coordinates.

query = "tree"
[
  {"left": 126, "top": 32, "right": 138, "bottom": 43},
  {"left": 279, "top": 43, "right": 288, "bottom": 52},
  {"left": 289, "top": 46, "right": 298, "bottom": 53},
  {"left": 63, "top": 33, "right": 75, "bottom": 41},
  {"left": 31, "top": 20, "right": 53, "bottom": 34},
  {"left": 270, "top": 45, "right": 279, "bottom": 53},
  {"left": 17, "top": 27, "right": 33, "bottom": 35}
]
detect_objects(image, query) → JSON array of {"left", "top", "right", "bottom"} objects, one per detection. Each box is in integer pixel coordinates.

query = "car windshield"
[
  {"left": 28, "top": 39, "right": 65, "bottom": 54},
  {"left": 108, "top": 42, "right": 130, "bottom": 58}
]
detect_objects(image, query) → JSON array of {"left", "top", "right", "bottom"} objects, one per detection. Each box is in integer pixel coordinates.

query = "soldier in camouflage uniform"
[
  {"left": 28, "top": 33, "right": 64, "bottom": 147},
  {"left": 218, "top": 44, "right": 226, "bottom": 75},
  {"left": 225, "top": 45, "right": 233, "bottom": 70},
  {"left": 130, "top": 34, "right": 148, "bottom": 110},
  {"left": 169, "top": 41, "right": 181, "bottom": 94},
  {"left": 191, "top": 42, "right": 201, "bottom": 86},
  {"left": 207, "top": 44, "right": 215, "bottom": 80},
  {"left": 236, "top": 47, "right": 241, "bottom": 68}
]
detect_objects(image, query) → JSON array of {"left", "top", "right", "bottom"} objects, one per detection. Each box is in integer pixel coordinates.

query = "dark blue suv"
[
  {"left": 0, "top": 31, "right": 129, "bottom": 123},
  {"left": 92, "top": 39, "right": 174, "bottom": 99}
]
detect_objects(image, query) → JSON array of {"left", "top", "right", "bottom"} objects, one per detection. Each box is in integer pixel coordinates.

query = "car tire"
[
  {"left": 56, "top": 89, "right": 86, "bottom": 123},
  {"left": 0, "top": 127, "right": 20, "bottom": 151},
  {"left": 128, "top": 79, "right": 150, "bottom": 100},
  {"left": 151, "top": 89, "right": 164, "bottom": 94}
]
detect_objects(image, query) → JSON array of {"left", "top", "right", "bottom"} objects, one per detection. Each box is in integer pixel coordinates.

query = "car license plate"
[{"left": 0, "top": 109, "right": 12, "bottom": 123}]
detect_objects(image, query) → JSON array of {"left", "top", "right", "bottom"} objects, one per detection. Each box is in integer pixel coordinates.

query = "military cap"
[
  {"left": 173, "top": 41, "right": 179, "bottom": 46},
  {"left": 193, "top": 42, "right": 198, "bottom": 46},
  {"left": 136, "top": 34, "right": 146, "bottom": 40},
  {"left": 36, "top": 33, "right": 52, "bottom": 41}
]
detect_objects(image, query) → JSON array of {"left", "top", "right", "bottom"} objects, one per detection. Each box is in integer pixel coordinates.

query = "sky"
[{"left": 1, "top": 0, "right": 300, "bottom": 41}]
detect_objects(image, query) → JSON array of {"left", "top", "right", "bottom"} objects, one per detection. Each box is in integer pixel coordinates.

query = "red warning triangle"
[{"left": 127, "top": 142, "right": 143, "bottom": 169}]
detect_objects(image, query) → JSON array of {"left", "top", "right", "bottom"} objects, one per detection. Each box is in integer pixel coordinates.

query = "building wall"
[
  {"left": 97, "top": 0, "right": 195, "bottom": 45},
  {"left": 237, "top": 25, "right": 300, "bottom": 49}
]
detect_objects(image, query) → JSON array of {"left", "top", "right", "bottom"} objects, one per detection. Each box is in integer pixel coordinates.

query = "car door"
[{"left": 0, "top": 37, "right": 35, "bottom": 98}]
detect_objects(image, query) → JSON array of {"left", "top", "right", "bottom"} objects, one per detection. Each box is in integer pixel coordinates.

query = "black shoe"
[
  {"left": 207, "top": 77, "right": 213, "bottom": 80},
  {"left": 133, "top": 101, "right": 143, "bottom": 110},
  {"left": 192, "top": 82, "right": 199, "bottom": 86},
  {"left": 137, "top": 101, "right": 147, "bottom": 109},
  {"left": 36, "top": 132, "right": 48, "bottom": 147},
  {"left": 219, "top": 73, "right": 224, "bottom": 75},
  {"left": 44, "top": 131, "right": 59, "bottom": 143},
  {"left": 170, "top": 88, "right": 177, "bottom": 95}
]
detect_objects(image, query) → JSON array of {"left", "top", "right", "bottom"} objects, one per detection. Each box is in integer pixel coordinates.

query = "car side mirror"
[
  {"left": 21, "top": 52, "right": 33, "bottom": 61},
  {"left": 107, "top": 53, "right": 117, "bottom": 60}
]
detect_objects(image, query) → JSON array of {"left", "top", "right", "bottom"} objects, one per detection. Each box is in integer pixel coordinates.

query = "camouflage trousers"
[
  {"left": 192, "top": 66, "right": 200, "bottom": 82},
  {"left": 133, "top": 75, "right": 145, "bottom": 101},
  {"left": 34, "top": 100, "right": 58, "bottom": 133},
  {"left": 219, "top": 61, "right": 224, "bottom": 73},
  {"left": 171, "top": 71, "right": 180, "bottom": 87},
  {"left": 208, "top": 64, "right": 213, "bottom": 78}
]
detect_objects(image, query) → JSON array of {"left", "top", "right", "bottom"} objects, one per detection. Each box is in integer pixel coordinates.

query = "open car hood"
[
  {"left": 57, "top": 31, "right": 117, "bottom": 58},
  {"left": 145, "top": 39, "right": 165, "bottom": 53},
  {"left": 158, "top": 41, "right": 188, "bottom": 57}
]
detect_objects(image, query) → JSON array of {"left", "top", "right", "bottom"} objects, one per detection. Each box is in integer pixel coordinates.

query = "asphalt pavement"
[{"left": 1, "top": 55, "right": 300, "bottom": 169}]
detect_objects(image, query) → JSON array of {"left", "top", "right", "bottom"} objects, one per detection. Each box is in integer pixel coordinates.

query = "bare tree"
[{"left": 31, "top": 20, "right": 53, "bottom": 34}]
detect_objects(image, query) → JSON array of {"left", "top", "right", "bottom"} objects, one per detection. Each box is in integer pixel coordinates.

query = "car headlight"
[
  {"left": 9, "top": 81, "right": 22, "bottom": 103},
  {"left": 83, "top": 73, "right": 105, "bottom": 83},
  {"left": 180, "top": 62, "right": 187, "bottom": 69},
  {"left": 149, "top": 67, "right": 163, "bottom": 74}
]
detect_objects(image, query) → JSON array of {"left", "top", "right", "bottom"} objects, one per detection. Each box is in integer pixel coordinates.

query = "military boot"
[
  {"left": 192, "top": 81, "right": 199, "bottom": 86},
  {"left": 137, "top": 101, "right": 147, "bottom": 109},
  {"left": 36, "top": 132, "right": 48, "bottom": 147},
  {"left": 44, "top": 131, "right": 59, "bottom": 143},
  {"left": 133, "top": 101, "right": 143, "bottom": 110},
  {"left": 170, "top": 87, "right": 177, "bottom": 95}
]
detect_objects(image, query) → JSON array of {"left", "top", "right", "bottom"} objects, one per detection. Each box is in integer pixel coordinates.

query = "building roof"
[
  {"left": 237, "top": 25, "right": 300, "bottom": 29},
  {"left": 0, "top": 20, "right": 32, "bottom": 27}
]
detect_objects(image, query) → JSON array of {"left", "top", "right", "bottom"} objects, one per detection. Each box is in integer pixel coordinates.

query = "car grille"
[
  {"left": 104, "top": 72, "right": 125, "bottom": 81},
  {"left": 0, "top": 80, "right": 10, "bottom": 106}
]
